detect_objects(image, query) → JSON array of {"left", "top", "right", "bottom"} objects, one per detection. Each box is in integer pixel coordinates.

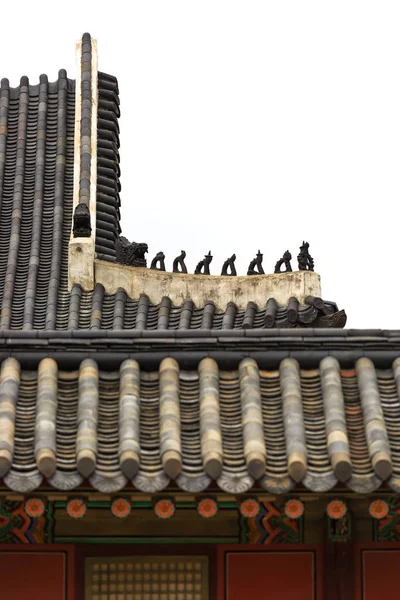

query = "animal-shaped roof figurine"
[
  {"left": 297, "top": 241, "right": 314, "bottom": 271},
  {"left": 173, "top": 250, "right": 188, "bottom": 273},
  {"left": 247, "top": 250, "right": 264, "bottom": 275},
  {"left": 274, "top": 250, "right": 292, "bottom": 273},
  {"left": 195, "top": 251, "right": 213, "bottom": 275}
]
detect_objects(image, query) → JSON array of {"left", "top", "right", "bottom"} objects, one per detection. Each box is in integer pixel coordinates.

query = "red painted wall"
[
  {"left": 218, "top": 545, "right": 320, "bottom": 600},
  {"left": 0, "top": 546, "right": 74, "bottom": 600},
  {"left": 357, "top": 547, "right": 400, "bottom": 600}
]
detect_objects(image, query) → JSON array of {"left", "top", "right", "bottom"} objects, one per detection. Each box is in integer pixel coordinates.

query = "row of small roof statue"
[{"left": 115, "top": 239, "right": 315, "bottom": 275}]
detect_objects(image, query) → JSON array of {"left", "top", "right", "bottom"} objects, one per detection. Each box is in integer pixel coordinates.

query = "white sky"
[{"left": 2, "top": 1, "right": 400, "bottom": 328}]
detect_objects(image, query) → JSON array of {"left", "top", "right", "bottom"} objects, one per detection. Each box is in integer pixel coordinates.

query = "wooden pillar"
[{"left": 323, "top": 514, "right": 354, "bottom": 600}]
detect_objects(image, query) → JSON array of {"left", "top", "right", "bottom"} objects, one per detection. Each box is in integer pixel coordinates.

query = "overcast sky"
[{"left": 2, "top": 2, "right": 400, "bottom": 328}]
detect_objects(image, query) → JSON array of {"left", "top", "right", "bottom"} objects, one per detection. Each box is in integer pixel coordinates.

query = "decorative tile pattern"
[{"left": 86, "top": 556, "right": 208, "bottom": 600}]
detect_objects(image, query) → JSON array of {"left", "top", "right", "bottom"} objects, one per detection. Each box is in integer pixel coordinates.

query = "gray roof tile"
[
  {"left": 0, "top": 34, "right": 346, "bottom": 333},
  {"left": 1, "top": 355, "right": 399, "bottom": 494}
]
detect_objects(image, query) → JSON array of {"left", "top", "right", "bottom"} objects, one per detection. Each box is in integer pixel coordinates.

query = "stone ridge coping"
[
  {"left": 0, "top": 327, "right": 400, "bottom": 344},
  {"left": 93, "top": 260, "right": 321, "bottom": 311},
  {"left": 0, "top": 328, "right": 398, "bottom": 339}
]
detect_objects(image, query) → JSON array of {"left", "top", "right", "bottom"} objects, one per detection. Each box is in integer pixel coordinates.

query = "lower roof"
[
  {"left": 1, "top": 352, "right": 400, "bottom": 496},
  {"left": 63, "top": 286, "right": 345, "bottom": 330}
]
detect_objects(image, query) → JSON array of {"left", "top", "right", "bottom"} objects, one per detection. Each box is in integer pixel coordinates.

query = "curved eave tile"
[
  {"left": 4, "top": 469, "right": 43, "bottom": 493},
  {"left": 0, "top": 356, "right": 398, "bottom": 495}
]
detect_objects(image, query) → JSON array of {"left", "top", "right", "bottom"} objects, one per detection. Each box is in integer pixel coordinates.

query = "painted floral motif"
[
  {"left": 24, "top": 498, "right": 45, "bottom": 519},
  {"left": 240, "top": 498, "right": 260, "bottom": 518},
  {"left": 375, "top": 497, "right": 400, "bottom": 541},
  {"left": 0, "top": 500, "right": 50, "bottom": 544},
  {"left": 326, "top": 499, "right": 347, "bottom": 520},
  {"left": 154, "top": 499, "right": 175, "bottom": 519},
  {"left": 66, "top": 498, "right": 87, "bottom": 519},
  {"left": 111, "top": 498, "right": 131, "bottom": 519},
  {"left": 369, "top": 500, "right": 389, "bottom": 520},
  {"left": 246, "top": 501, "right": 303, "bottom": 544},
  {"left": 197, "top": 498, "right": 218, "bottom": 519},
  {"left": 284, "top": 499, "right": 304, "bottom": 520}
]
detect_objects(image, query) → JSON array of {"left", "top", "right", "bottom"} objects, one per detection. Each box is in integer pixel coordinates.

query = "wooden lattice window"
[{"left": 85, "top": 555, "right": 209, "bottom": 600}]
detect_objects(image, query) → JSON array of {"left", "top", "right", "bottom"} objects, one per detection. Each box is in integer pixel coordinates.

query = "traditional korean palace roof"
[
  {"left": 2, "top": 33, "right": 395, "bottom": 502},
  {"left": 0, "top": 33, "right": 345, "bottom": 332},
  {"left": 1, "top": 345, "right": 400, "bottom": 496}
]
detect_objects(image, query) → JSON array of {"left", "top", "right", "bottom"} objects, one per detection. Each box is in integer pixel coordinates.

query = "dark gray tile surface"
[{"left": 0, "top": 33, "right": 345, "bottom": 332}]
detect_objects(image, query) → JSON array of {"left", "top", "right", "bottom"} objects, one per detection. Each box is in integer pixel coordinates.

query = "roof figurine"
[
  {"left": 274, "top": 250, "right": 292, "bottom": 273},
  {"left": 298, "top": 240, "right": 314, "bottom": 271},
  {"left": 195, "top": 250, "right": 213, "bottom": 274},
  {"left": 173, "top": 250, "right": 188, "bottom": 273},
  {"left": 221, "top": 254, "right": 237, "bottom": 276},
  {"left": 247, "top": 250, "right": 264, "bottom": 275},
  {"left": 115, "top": 236, "right": 148, "bottom": 267},
  {"left": 150, "top": 251, "right": 166, "bottom": 271},
  {"left": 72, "top": 201, "right": 92, "bottom": 237}
]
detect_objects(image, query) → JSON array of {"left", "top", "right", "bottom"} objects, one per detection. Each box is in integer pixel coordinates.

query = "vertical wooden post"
[{"left": 323, "top": 515, "right": 355, "bottom": 600}]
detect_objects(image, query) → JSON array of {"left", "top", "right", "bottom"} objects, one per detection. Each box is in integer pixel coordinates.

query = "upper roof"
[
  {"left": 0, "top": 33, "right": 346, "bottom": 332},
  {"left": 0, "top": 63, "right": 121, "bottom": 330}
]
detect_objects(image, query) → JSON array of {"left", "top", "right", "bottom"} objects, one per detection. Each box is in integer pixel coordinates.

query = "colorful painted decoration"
[
  {"left": 246, "top": 501, "right": 303, "bottom": 544},
  {"left": 326, "top": 499, "right": 347, "bottom": 520},
  {"left": 111, "top": 498, "right": 131, "bottom": 519},
  {"left": 375, "top": 496, "right": 400, "bottom": 542},
  {"left": 327, "top": 511, "right": 351, "bottom": 542},
  {"left": 284, "top": 499, "right": 304, "bottom": 520},
  {"left": 0, "top": 500, "right": 52, "bottom": 544},
  {"left": 24, "top": 498, "right": 45, "bottom": 519},
  {"left": 66, "top": 498, "right": 87, "bottom": 519},
  {"left": 240, "top": 498, "right": 260, "bottom": 518},
  {"left": 154, "top": 499, "right": 175, "bottom": 519},
  {"left": 369, "top": 499, "right": 389, "bottom": 520},
  {"left": 197, "top": 498, "right": 218, "bottom": 519}
]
